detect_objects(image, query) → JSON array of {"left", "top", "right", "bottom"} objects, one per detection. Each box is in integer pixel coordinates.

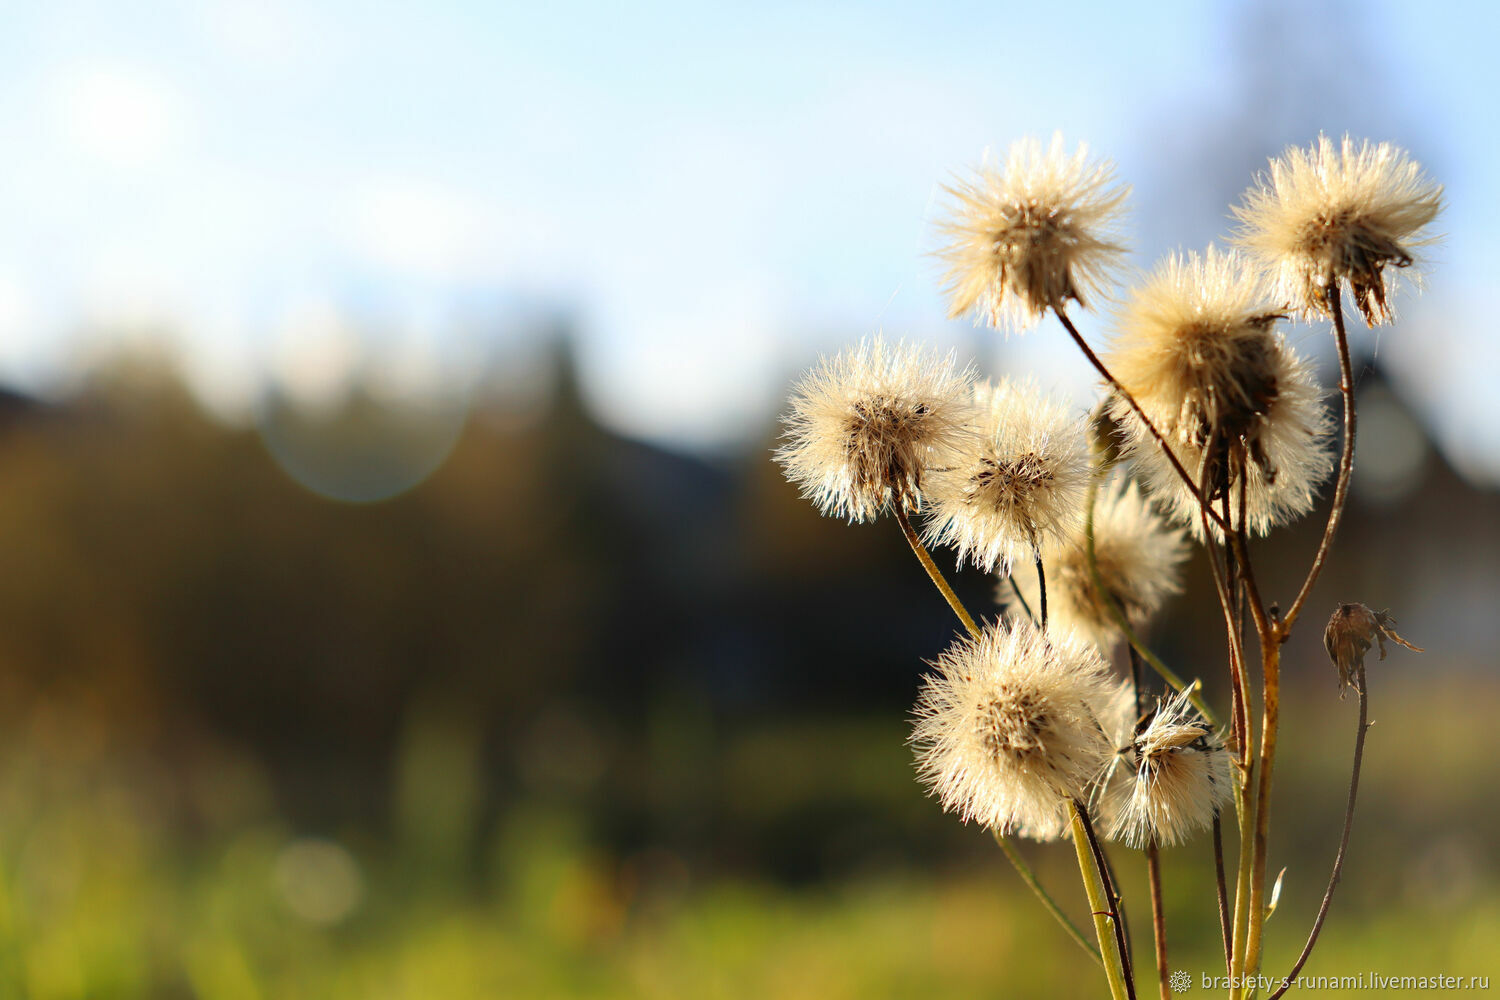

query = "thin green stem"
[
  {"left": 895, "top": 505, "right": 979, "bottom": 637},
  {"left": 1071, "top": 801, "right": 1133, "bottom": 1000},
  {"left": 992, "top": 829, "right": 1103, "bottom": 966}
]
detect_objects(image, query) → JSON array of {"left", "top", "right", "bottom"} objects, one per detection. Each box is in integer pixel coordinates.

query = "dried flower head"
[
  {"left": 1234, "top": 135, "right": 1443, "bottom": 325},
  {"left": 1324, "top": 602, "right": 1424, "bottom": 695},
  {"left": 1002, "top": 478, "right": 1188, "bottom": 650},
  {"left": 1106, "top": 249, "right": 1334, "bottom": 536},
  {"left": 923, "top": 380, "right": 1091, "bottom": 574},
  {"left": 1102, "top": 688, "right": 1232, "bottom": 848},
  {"left": 911, "top": 619, "right": 1121, "bottom": 837},
  {"left": 936, "top": 135, "right": 1129, "bottom": 331},
  {"left": 775, "top": 339, "right": 977, "bottom": 522}
]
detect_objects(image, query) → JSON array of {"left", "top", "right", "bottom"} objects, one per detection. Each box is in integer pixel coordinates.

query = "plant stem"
[
  {"left": 1244, "top": 617, "right": 1279, "bottom": 981},
  {"left": 1198, "top": 465, "right": 1248, "bottom": 763},
  {"left": 1035, "top": 550, "right": 1048, "bottom": 631},
  {"left": 1222, "top": 454, "right": 1277, "bottom": 986},
  {"left": 895, "top": 505, "right": 979, "bottom": 637},
  {"left": 1071, "top": 800, "right": 1135, "bottom": 1000},
  {"left": 1213, "top": 814, "right": 1232, "bottom": 974},
  {"left": 1268, "top": 666, "right": 1370, "bottom": 1000},
  {"left": 991, "top": 829, "right": 1103, "bottom": 966},
  {"left": 1230, "top": 763, "right": 1257, "bottom": 1000},
  {"left": 1147, "top": 841, "right": 1169, "bottom": 1000},
  {"left": 1054, "top": 308, "right": 1227, "bottom": 532},
  {"left": 1229, "top": 467, "right": 1270, "bottom": 640},
  {"left": 1281, "top": 284, "right": 1358, "bottom": 637}
]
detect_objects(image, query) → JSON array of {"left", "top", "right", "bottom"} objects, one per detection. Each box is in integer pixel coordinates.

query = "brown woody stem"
[{"left": 1054, "top": 308, "right": 1227, "bottom": 532}]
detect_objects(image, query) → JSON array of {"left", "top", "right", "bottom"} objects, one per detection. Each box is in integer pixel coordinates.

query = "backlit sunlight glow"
[{"left": 56, "top": 65, "right": 184, "bottom": 168}]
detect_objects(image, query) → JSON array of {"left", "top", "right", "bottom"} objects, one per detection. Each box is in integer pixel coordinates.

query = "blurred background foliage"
[
  {"left": 0, "top": 0, "right": 1496, "bottom": 994},
  {"left": 0, "top": 334, "right": 1491, "bottom": 997}
]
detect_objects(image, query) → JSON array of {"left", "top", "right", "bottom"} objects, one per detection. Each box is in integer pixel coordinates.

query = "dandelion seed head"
[
  {"left": 775, "top": 339, "right": 977, "bottom": 523},
  {"left": 1234, "top": 135, "right": 1442, "bottom": 325},
  {"left": 911, "top": 620, "right": 1121, "bottom": 838},
  {"left": 1102, "top": 688, "right": 1232, "bottom": 848},
  {"left": 923, "top": 379, "right": 1091, "bottom": 573},
  {"left": 1002, "top": 477, "right": 1189, "bottom": 651},
  {"left": 936, "top": 135, "right": 1129, "bottom": 331},
  {"left": 1106, "top": 250, "right": 1334, "bottom": 537}
]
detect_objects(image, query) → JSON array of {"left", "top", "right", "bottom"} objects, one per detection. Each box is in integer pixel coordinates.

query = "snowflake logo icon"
[{"left": 1169, "top": 970, "right": 1192, "bottom": 993}]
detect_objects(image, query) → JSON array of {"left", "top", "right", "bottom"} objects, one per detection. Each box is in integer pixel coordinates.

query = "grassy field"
[{"left": 0, "top": 670, "right": 1494, "bottom": 999}]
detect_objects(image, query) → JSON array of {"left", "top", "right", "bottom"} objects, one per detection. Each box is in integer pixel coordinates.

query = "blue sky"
[{"left": 1, "top": 0, "right": 1498, "bottom": 481}]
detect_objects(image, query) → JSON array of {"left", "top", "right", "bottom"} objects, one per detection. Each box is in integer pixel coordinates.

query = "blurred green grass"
[{"left": 0, "top": 672, "right": 1492, "bottom": 999}]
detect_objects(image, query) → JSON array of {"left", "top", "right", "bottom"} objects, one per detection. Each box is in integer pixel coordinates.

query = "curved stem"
[
  {"left": 1071, "top": 800, "right": 1135, "bottom": 1000},
  {"left": 992, "top": 829, "right": 1103, "bottom": 966},
  {"left": 895, "top": 506, "right": 979, "bottom": 637},
  {"left": 1054, "top": 308, "right": 1227, "bottom": 532},
  {"left": 1281, "top": 284, "right": 1358, "bottom": 637},
  {"left": 1267, "top": 666, "right": 1369, "bottom": 999}
]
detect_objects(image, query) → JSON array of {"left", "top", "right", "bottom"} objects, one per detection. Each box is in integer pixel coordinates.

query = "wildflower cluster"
[{"left": 774, "top": 132, "right": 1439, "bottom": 997}]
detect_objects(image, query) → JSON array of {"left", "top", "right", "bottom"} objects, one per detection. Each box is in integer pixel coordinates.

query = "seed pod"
[{"left": 1323, "top": 602, "right": 1424, "bottom": 695}]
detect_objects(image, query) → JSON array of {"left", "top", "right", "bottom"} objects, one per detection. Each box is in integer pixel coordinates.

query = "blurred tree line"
[{"left": 0, "top": 335, "right": 1491, "bottom": 888}]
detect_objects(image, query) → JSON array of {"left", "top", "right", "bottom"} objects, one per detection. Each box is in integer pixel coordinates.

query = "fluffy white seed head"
[
  {"left": 775, "top": 339, "right": 977, "bottom": 522},
  {"left": 1106, "top": 250, "right": 1334, "bottom": 537},
  {"left": 923, "top": 380, "right": 1091, "bottom": 574},
  {"left": 1102, "top": 688, "right": 1232, "bottom": 848},
  {"left": 1001, "top": 477, "right": 1189, "bottom": 650},
  {"left": 1234, "top": 135, "right": 1442, "bottom": 325},
  {"left": 936, "top": 135, "right": 1129, "bottom": 331},
  {"left": 911, "top": 619, "right": 1122, "bottom": 839}
]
